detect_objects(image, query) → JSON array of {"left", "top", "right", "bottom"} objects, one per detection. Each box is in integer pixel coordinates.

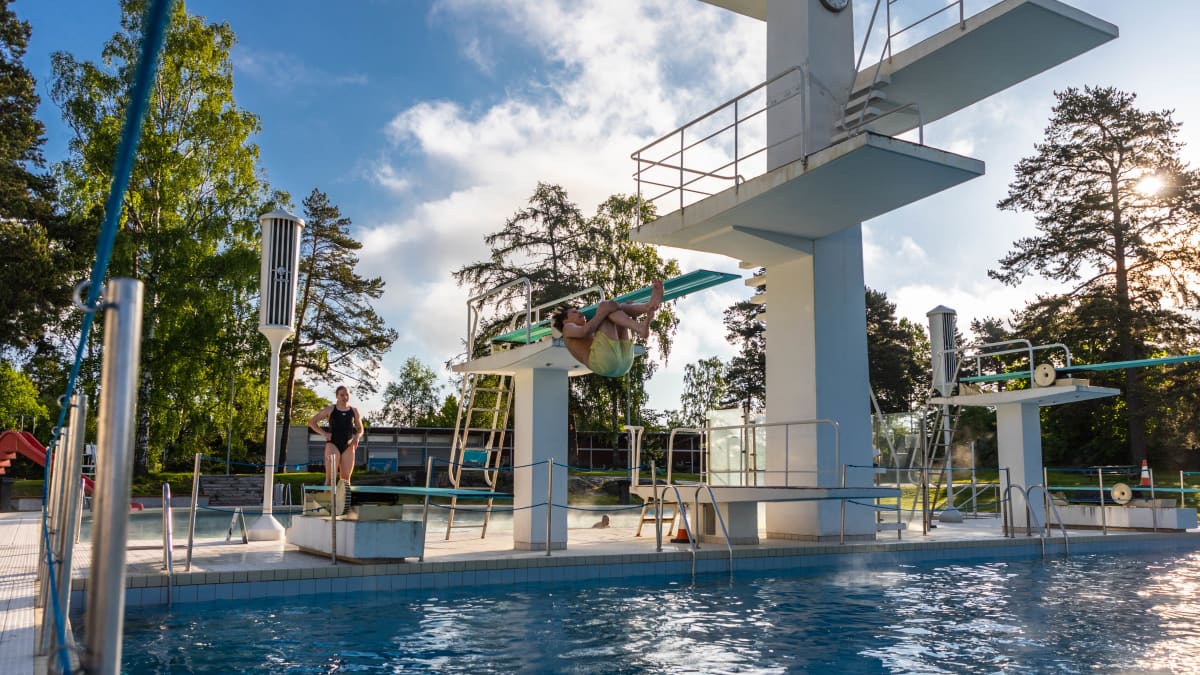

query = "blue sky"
[{"left": 17, "top": 0, "right": 1200, "bottom": 415}]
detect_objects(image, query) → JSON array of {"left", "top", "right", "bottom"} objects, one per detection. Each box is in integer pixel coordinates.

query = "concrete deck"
[{"left": 2, "top": 508, "right": 1199, "bottom": 674}]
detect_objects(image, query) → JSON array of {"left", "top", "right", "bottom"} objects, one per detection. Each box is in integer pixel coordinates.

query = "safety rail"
[
  {"left": 849, "top": 0, "right": 966, "bottom": 131},
  {"left": 466, "top": 277, "right": 532, "bottom": 354},
  {"left": 952, "top": 339, "right": 1073, "bottom": 389},
  {"left": 631, "top": 65, "right": 824, "bottom": 220},
  {"left": 161, "top": 483, "right": 175, "bottom": 606},
  {"left": 649, "top": 419, "right": 841, "bottom": 487},
  {"left": 1002, "top": 483, "right": 1070, "bottom": 559}
]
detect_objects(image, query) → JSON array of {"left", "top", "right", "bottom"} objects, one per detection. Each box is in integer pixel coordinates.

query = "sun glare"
[{"left": 1137, "top": 175, "right": 1165, "bottom": 196}]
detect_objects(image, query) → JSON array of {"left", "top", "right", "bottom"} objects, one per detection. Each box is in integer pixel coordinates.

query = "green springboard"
[{"left": 491, "top": 269, "right": 741, "bottom": 345}]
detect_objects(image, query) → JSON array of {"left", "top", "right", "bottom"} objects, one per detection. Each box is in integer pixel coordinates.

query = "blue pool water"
[
  {"left": 78, "top": 508, "right": 295, "bottom": 542},
  {"left": 116, "top": 550, "right": 1200, "bottom": 673}
]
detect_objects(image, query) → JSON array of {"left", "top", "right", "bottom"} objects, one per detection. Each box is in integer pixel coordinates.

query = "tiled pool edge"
[{"left": 71, "top": 531, "right": 1200, "bottom": 608}]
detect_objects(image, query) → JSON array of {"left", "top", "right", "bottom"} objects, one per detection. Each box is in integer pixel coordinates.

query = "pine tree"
[
  {"left": 276, "top": 189, "right": 397, "bottom": 466},
  {"left": 993, "top": 86, "right": 1200, "bottom": 464}
]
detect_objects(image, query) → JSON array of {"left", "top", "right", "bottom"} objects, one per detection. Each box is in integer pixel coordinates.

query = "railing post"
[
  {"left": 678, "top": 131, "right": 684, "bottom": 212},
  {"left": 651, "top": 460, "right": 662, "bottom": 552},
  {"left": 545, "top": 458, "right": 554, "bottom": 557},
  {"left": 41, "top": 393, "right": 87, "bottom": 662},
  {"left": 186, "top": 453, "right": 201, "bottom": 571},
  {"left": 161, "top": 483, "right": 174, "bottom": 607},
  {"left": 82, "top": 278, "right": 143, "bottom": 675},
  {"left": 1097, "top": 468, "right": 1107, "bottom": 535}
]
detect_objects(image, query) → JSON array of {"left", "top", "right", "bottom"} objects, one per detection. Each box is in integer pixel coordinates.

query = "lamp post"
[{"left": 247, "top": 209, "right": 304, "bottom": 541}]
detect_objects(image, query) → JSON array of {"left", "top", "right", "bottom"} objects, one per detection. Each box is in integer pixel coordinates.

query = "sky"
[{"left": 16, "top": 0, "right": 1200, "bottom": 416}]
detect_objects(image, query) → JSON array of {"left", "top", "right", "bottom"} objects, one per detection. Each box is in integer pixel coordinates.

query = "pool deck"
[{"left": 2, "top": 509, "right": 1199, "bottom": 674}]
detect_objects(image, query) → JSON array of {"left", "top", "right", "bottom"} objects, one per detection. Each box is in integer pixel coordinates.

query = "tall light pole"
[{"left": 247, "top": 208, "right": 304, "bottom": 541}]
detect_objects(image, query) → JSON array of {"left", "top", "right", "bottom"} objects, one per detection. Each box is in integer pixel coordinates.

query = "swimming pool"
[
  {"left": 78, "top": 508, "right": 296, "bottom": 542},
  {"left": 115, "top": 549, "right": 1200, "bottom": 673}
]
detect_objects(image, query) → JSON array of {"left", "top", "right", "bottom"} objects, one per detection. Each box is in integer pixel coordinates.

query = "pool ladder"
[
  {"left": 644, "top": 461, "right": 735, "bottom": 581},
  {"left": 1002, "top": 483, "right": 1070, "bottom": 559}
]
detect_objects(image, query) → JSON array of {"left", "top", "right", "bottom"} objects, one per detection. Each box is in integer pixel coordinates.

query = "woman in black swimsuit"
[{"left": 308, "top": 385, "right": 364, "bottom": 500}]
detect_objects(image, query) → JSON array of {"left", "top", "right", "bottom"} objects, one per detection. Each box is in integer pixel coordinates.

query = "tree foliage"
[
  {"left": 866, "top": 288, "right": 929, "bottom": 413},
  {"left": 722, "top": 269, "right": 766, "bottom": 414},
  {"left": 679, "top": 356, "right": 727, "bottom": 428},
  {"left": 454, "top": 183, "right": 679, "bottom": 437},
  {"left": 0, "top": 360, "right": 47, "bottom": 429},
  {"left": 52, "top": 0, "right": 270, "bottom": 472},
  {"left": 378, "top": 357, "right": 444, "bottom": 427},
  {"left": 0, "top": 0, "right": 91, "bottom": 354},
  {"left": 993, "top": 86, "right": 1200, "bottom": 464}
]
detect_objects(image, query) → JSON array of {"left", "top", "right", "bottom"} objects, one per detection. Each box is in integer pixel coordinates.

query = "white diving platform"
[
  {"left": 452, "top": 338, "right": 645, "bottom": 377},
  {"left": 630, "top": 483, "right": 901, "bottom": 545},
  {"left": 631, "top": 133, "right": 983, "bottom": 263},
  {"left": 701, "top": 0, "right": 1118, "bottom": 138},
  {"left": 931, "top": 380, "right": 1120, "bottom": 408}
]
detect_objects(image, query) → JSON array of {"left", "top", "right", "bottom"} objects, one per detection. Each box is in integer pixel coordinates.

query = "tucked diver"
[{"left": 552, "top": 280, "right": 663, "bottom": 378}]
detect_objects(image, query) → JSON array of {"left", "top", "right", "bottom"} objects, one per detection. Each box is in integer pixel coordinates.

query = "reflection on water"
[{"left": 117, "top": 550, "right": 1200, "bottom": 674}]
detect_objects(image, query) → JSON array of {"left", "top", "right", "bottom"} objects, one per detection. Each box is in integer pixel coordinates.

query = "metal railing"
[
  {"left": 161, "top": 483, "right": 175, "bottom": 606},
  {"left": 630, "top": 65, "right": 820, "bottom": 219},
  {"left": 83, "top": 278, "right": 144, "bottom": 675},
  {"left": 846, "top": 0, "right": 966, "bottom": 131},
  {"left": 644, "top": 419, "right": 841, "bottom": 487}
]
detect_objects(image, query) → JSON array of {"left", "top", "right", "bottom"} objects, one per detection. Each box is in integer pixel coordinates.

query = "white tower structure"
[
  {"left": 248, "top": 208, "right": 304, "bottom": 541},
  {"left": 632, "top": 0, "right": 1117, "bottom": 539}
]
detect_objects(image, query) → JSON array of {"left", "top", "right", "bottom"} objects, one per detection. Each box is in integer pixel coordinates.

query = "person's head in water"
[{"left": 552, "top": 307, "right": 585, "bottom": 333}]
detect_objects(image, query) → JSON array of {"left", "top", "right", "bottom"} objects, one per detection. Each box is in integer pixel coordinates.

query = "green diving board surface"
[
  {"left": 492, "top": 269, "right": 740, "bottom": 344},
  {"left": 961, "top": 354, "right": 1200, "bottom": 384},
  {"left": 304, "top": 485, "right": 510, "bottom": 499}
]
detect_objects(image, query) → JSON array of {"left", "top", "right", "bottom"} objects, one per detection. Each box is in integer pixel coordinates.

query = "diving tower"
[{"left": 631, "top": 0, "right": 1117, "bottom": 541}]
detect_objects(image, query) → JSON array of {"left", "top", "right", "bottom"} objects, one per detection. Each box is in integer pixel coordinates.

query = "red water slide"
[{"left": 0, "top": 430, "right": 143, "bottom": 510}]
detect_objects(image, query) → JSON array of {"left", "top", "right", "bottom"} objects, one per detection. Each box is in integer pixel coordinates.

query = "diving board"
[
  {"left": 492, "top": 269, "right": 740, "bottom": 344},
  {"left": 961, "top": 354, "right": 1200, "bottom": 384}
]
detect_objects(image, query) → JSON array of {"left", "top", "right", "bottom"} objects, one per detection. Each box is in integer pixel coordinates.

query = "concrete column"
[
  {"left": 766, "top": 0, "right": 855, "bottom": 170},
  {"left": 996, "top": 402, "right": 1046, "bottom": 529},
  {"left": 764, "top": 225, "right": 874, "bottom": 540},
  {"left": 511, "top": 368, "right": 569, "bottom": 550}
]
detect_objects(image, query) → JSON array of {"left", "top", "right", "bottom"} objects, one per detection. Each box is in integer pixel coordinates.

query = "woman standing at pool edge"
[{"left": 308, "top": 385, "right": 363, "bottom": 507}]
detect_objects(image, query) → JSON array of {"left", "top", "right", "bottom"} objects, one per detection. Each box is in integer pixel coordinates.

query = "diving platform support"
[
  {"left": 453, "top": 341, "right": 586, "bottom": 551},
  {"left": 932, "top": 384, "right": 1120, "bottom": 528},
  {"left": 632, "top": 0, "right": 1116, "bottom": 540}
]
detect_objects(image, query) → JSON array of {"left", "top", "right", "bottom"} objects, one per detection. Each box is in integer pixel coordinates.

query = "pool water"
[
  {"left": 78, "top": 508, "right": 296, "bottom": 542},
  {"left": 115, "top": 549, "right": 1200, "bottom": 673}
]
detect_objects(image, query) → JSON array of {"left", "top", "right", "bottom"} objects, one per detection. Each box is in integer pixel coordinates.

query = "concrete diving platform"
[
  {"left": 631, "top": 132, "right": 983, "bottom": 263},
  {"left": 630, "top": 484, "right": 901, "bottom": 545},
  {"left": 702, "top": 0, "right": 1119, "bottom": 139}
]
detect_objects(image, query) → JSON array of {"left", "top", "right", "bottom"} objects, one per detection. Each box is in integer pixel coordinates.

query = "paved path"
[{"left": 0, "top": 513, "right": 40, "bottom": 675}]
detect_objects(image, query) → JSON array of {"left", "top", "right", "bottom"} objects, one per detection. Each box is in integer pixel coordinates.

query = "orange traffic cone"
[
  {"left": 1139, "top": 460, "right": 1152, "bottom": 487},
  {"left": 670, "top": 523, "right": 692, "bottom": 543}
]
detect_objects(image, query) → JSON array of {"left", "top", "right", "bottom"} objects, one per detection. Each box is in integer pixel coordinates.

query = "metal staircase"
[
  {"left": 444, "top": 372, "right": 514, "bottom": 539},
  {"left": 910, "top": 402, "right": 963, "bottom": 515}
]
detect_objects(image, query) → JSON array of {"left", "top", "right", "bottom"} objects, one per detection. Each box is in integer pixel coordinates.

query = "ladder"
[
  {"left": 910, "top": 402, "right": 963, "bottom": 516},
  {"left": 444, "top": 372, "right": 514, "bottom": 539}
]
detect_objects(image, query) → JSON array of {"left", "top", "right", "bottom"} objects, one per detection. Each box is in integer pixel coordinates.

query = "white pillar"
[
  {"left": 996, "top": 402, "right": 1045, "bottom": 529},
  {"left": 764, "top": 226, "right": 874, "bottom": 540},
  {"left": 511, "top": 368, "right": 569, "bottom": 550}
]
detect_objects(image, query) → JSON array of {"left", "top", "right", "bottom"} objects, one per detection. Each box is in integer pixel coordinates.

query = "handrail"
[
  {"left": 631, "top": 65, "right": 811, "bottom": 220},
  {"left": 186, "top": 452, "right": 200, "bottom": 571},
  {"left": 161, "top": 483, "right": 175, "bottom": 606},
  {"left": 467, "top": 277, "right": 532, "bottom": 354},
  {"left": 848, "top": 1, "right": 965, "bottom": 131},
  {"left": 1037, "top": 470, "right": 1071, "bottom": 558},
  {"left": 653, "top": 419, "right": 840, "bottom": 488},
  {"left": 529, "top": 285, "right": 605, "bottom": 325}
]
